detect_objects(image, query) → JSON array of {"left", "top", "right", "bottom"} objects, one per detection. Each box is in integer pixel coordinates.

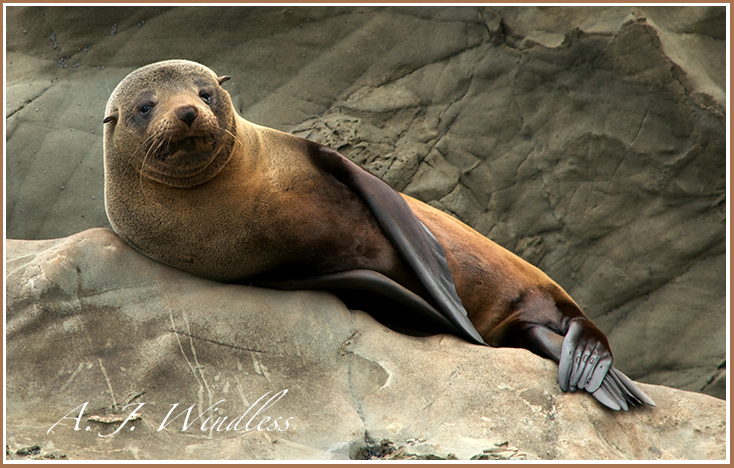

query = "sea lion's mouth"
[
  {"left": 139, "top": 125, "right": 235, "bottom": 188},
  {"left": 142, "top": 134, "right": 220, "bottom": 179},
  {"left": 162, "top": 136, "right": 213, "bottom": 160}
]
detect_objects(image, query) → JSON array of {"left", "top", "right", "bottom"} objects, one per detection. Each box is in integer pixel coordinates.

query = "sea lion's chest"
[
  {"left": 107, "top": 162, "right": 284, "bottom": 280},
  {"left": 106, "top": 150, "right": 388, "bottom": 283}
]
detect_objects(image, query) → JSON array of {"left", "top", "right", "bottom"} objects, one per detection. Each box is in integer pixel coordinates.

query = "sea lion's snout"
[{"left": 176, "top": 105, "right": 198, "bottom": 127}]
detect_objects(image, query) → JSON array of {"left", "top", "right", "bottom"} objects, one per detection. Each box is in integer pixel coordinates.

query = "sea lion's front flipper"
[
  {"left": 255, "top": 269, "right": 472, "bottom": 339},
  {"left": 305, "top": 143, "right": 486, "bottom": 346},
  {"left": 527, "top": 325, "right": 655, "bottom": 410}
]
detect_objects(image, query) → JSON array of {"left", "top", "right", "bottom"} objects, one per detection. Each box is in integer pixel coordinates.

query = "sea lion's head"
[{"left": 103, "top": 60, "right": 237, "bottom": 188}]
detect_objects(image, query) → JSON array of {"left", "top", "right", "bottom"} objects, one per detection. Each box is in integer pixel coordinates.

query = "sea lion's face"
[{"left": 104, "top": 60, "right": 237, "bottom": 188}]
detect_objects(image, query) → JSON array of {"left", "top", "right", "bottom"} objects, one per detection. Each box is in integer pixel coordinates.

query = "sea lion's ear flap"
[
  {"left": 217, "top": 75, "right": 231, "bottom": 86},
  {"left": 103, "top": 113, "right": 118, "bottom": 124}
]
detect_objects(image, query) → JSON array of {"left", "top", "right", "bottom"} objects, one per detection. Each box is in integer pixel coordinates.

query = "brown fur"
[{"left": 404, "top": 196, "right": 593, "bottom": 347}]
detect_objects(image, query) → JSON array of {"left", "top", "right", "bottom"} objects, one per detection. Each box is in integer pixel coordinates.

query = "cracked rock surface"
[
  {"left": 5, "top": 229, "right": 727, "bottom": 460},
  {"left": 4, "top": 5, "right": 727, "bottom": 459}
]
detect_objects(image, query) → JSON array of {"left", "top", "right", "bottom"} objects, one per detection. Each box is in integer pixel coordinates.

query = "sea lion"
[{"left": 103, "top": 59, "right": 654, "bottom": 411}]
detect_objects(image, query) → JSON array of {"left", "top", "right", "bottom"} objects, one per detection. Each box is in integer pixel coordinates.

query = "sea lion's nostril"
[{"left": 177, "top": 105, "right": 198, "bottom": 127}]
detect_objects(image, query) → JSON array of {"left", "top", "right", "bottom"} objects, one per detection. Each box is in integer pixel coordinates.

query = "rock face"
[
  {"left": 5, "top": 230, "right": 727, "bottom": 460},
  {"left": 4, "top": 6, "right": 726, "bottom": 401}
]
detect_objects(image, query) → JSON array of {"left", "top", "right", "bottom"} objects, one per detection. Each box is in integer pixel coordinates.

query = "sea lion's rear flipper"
[
  {"left": 527, "top": 325, "right": 656, "bottom": 410},
  {"left": 303, "top": 143, "right": 486, "bottom": 346}
]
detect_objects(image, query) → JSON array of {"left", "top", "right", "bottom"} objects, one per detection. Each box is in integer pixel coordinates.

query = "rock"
[
  {"left": 4, "top": 5, "right": 726, "bottom": 453},
  {"left": 403, "top": 150, "right": 461, "bottom": 201},
  {"left": 4, "top": 229, "right": 727, "bottom": 460}
]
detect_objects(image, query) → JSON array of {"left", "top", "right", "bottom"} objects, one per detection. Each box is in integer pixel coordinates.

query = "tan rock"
[{"left": 5, "top": 230, "right": 726, "bottom": 460}]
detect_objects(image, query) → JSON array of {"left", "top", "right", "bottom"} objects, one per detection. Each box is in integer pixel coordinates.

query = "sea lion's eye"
[
  {"left": 139, "top": 103, "right": 154, "bottom": 115},
  {"left": 200, "top": 92, "right": 212, "bottom": 105}
]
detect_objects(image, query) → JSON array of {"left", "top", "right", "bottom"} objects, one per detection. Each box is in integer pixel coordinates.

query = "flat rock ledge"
[{"left": 5, "top": 229, "right": 726, "bottom": 460}]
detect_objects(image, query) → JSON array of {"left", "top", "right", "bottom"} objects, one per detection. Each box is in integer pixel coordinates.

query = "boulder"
[{"left": 5, "top": 229, "right": 726, "bottom": 460}]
